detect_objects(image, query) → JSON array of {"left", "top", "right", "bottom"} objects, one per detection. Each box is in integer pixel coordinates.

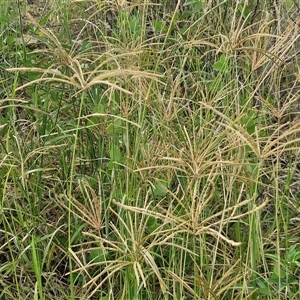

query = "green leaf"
[
  {"left": 258, "top": 288, "right": 273, "bottom": 296},
  {"left": 213, "top": 54, "right": 227, "bottom": 72},
  {"left": 56, "top": 235, "right": 68, "bottom": 248},
  {"left": 146, "top": 217, "right": 158, "bottom": 233},
  {"left": 192, "top": 3, "right": 203, "bottom": 13},
  {"left": 256, "top": 277, "right": 272, "bottom": 296},
  {"left": 107, "top": 118, "right": 124, "bottom": 135},
  {"left": 0, "top": 13, "right": 9, "bottom": 22},
  {"left": 153, "top": 20, "right": 167, "bottom": 33},
  {"left": 39, "top": 10, "right": 53, "bottom": 26},
  {"left": 287, "top": 245, "right": 300, "bottom": 262},
  {"left": 265, "top": 253, "right": 278, "bottom": 260},
  {"left": 93, "top": 103, "right": 106, "bottom": 114},
  {"left": 287, "top": 278, "right": 298, "bottom": 285},
  {"left": 88, "top": 248, "right": 109, "bottom": 263},
  {"left": 109, "top": 145, "right": 125, "bottom": 167},
  {"left": 76, "top": 175, "right": 98, "bottom": 188},
  {"left": 294, "top": 260, "right": 300, "bottom": 267},
  {"left": 87, "top": 116, "right": 102, "bottom": 127},
  {"left": 238, "top": 4, "right": 251, "bottom": 19},
  {"left": 68, "top": 272, "right": 84, "bottom": 283},
  {"left": 151, "top": 180, "right": 169, "bottom": 197},
  {"left": 79, "top": 41, "right": 93, "bottom": 52},
  {"left": 241, "top": 112, "right": 262, "bottom": 135},
  {"left": 273, "top": 262, "right": 286, "bottom": 278},
  {"left": 183, "top": 0, "right": 201, "bottom": 6},
  {"left": 129, "top": 15, "right": 138, "bottom": 33},
  {"left": 87, "top": 104, "right": 106, "bottom": 127}
]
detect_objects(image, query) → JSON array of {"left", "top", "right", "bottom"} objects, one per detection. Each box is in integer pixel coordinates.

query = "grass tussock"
[{"left": 1, "top": 0, "right": 300, "bottom": 299}]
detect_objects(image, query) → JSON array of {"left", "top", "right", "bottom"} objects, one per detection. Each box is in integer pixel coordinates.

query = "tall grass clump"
[{"left": 1, "top": 0, "right": 300, "bottom": 299}]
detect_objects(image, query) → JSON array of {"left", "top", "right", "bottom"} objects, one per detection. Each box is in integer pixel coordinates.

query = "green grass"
[{"left": 1, "top": 0, "right": 300, "bottom": 299}]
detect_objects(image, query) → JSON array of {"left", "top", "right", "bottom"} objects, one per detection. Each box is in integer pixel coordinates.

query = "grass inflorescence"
[{"left": 1, "top": 0, "right": 300, "bottom": 299}]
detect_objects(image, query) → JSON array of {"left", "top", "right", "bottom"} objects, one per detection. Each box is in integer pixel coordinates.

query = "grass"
[{"left": 1, "top": 0, "right": 300, "bottom": 299}]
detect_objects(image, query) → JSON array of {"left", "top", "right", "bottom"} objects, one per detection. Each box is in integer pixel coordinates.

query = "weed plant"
[{"left": 1, "top": 0, "right": 300, "bottom": 299}]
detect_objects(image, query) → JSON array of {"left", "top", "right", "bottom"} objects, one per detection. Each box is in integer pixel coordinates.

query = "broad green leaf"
[
  {"left": 153, "top": 20, "right": 167, "bottom": 33},
  {"left": 89, "top": 248, "right": 109, "bottom": 263},
  {"left": 273, "top": 262, "right": 286, "bottom": 278},
  {"left": 146, "top": 217, "right": 158, "bottom": 233},
  {"left": 152, "top": 180, "right": 169, "bottom": 197},
  {"left": 87, "top": 116, "right": 102, "bottom": 127},
  {"left": 0, "top": 13, "right": 9, "bottom": 22},
  {"left": 258, "top": 288, "right": 273, "bottom": 296},
  {"left": 109, "top": 145, "right": 124, "bottom": 163},
  {"left": 213, "top": 54, "right": 227, "bottom": 71},
  {"left": 107, "top": 118, "right": 124, "bottom": 135}
]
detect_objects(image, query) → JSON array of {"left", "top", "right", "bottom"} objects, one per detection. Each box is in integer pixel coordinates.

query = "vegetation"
[{"left": 1, "top": 0, "right": 300, "bottom": 299}]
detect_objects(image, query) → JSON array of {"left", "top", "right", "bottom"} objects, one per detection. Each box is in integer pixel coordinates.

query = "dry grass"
[{"left": 1, "top": 0, "right": 300, "bottom": 299}]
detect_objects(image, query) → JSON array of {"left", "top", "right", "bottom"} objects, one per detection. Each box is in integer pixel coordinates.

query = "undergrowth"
[{"left": 1, "top": 0, "right": 300, "bottom": 299}]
